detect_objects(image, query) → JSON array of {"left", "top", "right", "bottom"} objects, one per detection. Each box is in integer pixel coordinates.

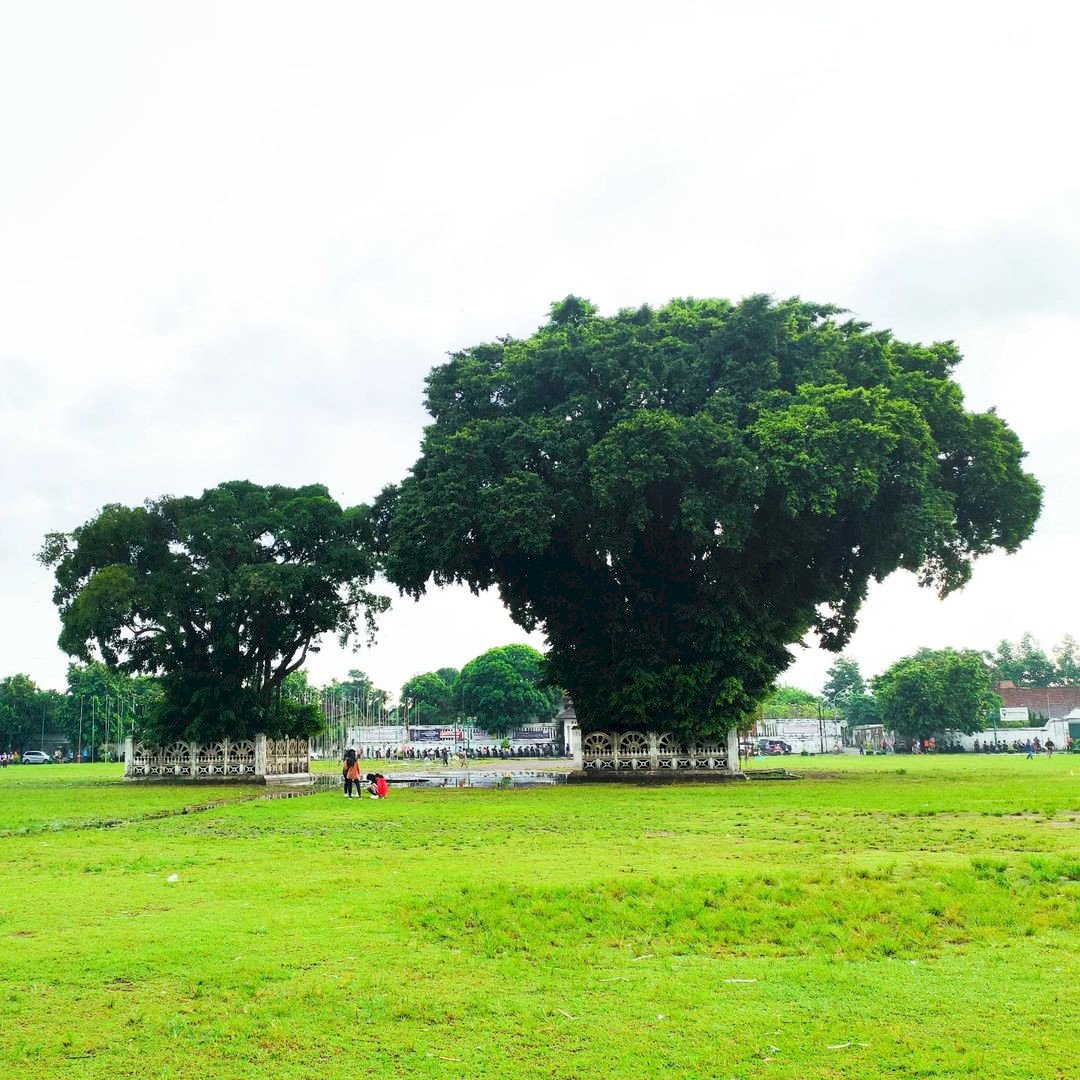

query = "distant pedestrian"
[
  {"left": 1025, "top": 739, "right": 1035, "bottom": 760},
  {"left": 1045, "top": 740, "right": 1055, "bottom": 758}
]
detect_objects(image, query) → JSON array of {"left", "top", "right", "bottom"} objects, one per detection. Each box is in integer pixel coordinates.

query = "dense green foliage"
[
  {"left": 2, "top": 757, "right": 1078, "bottom": 1077},
  {"left": 54, "top": 662, "right": 162, "bottom": 748},
  {"left": 760, "top": 684, "right": 821, "bottom": 718},
  {"left": 457, "top": 644, "right": 560, "bottom": 734},
  {"left": 985, "top": 632, "right": 1080, "bottom": 687},
  {"left": 843, "top": 692, "right": 880, "bottom": 729},
  {"left": 822, "top": 657, "right": 866, "bottom": 701},
  {"left": 874, "top": 648, "right": 1000, "bottom": 738},
  {"left": 325, "top": 669, "right": 390, "bottom": 715},
  {"left": 822, "top": 656, "right": 879, "bottom": 729},
  {"left": 400, "top": 670, "right": 457, "bottom": 723},
  {"left": 1053, "top": 635, "right": 1080, "bottom": 684},
  {"left": 377, "top": 295, "right": 1041, "bottom": 739},
  {"left": 39, "top": 481, "right": 386, "bottom": 741},
  {"left": 0, "top": 674, "right": 45, "bottom": 752}
]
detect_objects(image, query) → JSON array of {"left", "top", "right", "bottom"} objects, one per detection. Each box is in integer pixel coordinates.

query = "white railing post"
[
  {"left": 726, "top": 727, "right": 740, "bottom": 775},
  {"left": 569, "top": 723, "right": 583, "bottom": 769}
]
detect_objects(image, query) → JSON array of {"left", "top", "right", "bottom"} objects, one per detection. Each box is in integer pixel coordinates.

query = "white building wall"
[
  {"left": 757, "top": 717, "right": 845, "bottom": 753},
  {"left": 955, "top": 718, "right": 1070, "bottom": 750}
]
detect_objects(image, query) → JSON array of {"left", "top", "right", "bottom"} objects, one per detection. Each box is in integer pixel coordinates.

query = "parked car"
[
  {"left": 756, "top": 738, "right": 792, "bottom": 756},
  {"left": 22, "top": 750, "right": 52, "bottom": 764}
]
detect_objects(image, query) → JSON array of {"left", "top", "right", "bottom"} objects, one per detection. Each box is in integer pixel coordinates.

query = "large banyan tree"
[
  {"left": 376, "top": 295, "right": 1042, "bottom": 741},
  {"left": 40, "top": 481, "right": 387, "bottom": 741}
]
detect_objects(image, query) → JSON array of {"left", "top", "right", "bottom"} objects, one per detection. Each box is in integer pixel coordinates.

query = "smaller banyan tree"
[
  {"left": 375, "top": 295, "right": 1042, "bottom": 744},
  {"left": 39, "top": 481, "right": 388, "bottom": 743}
]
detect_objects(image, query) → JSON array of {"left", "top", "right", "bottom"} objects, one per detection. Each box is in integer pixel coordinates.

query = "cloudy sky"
[{"left": 3, "top": 1, "right": 1077, "bottom": 701}]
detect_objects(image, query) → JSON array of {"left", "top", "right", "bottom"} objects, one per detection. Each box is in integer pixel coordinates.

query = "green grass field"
[{"left": 1, "top": 756, "right": 1077, "bottom": 1078}]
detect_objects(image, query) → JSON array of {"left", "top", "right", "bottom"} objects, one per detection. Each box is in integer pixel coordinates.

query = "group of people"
[
  {"left": 971, "top": 736, "right": 1072, "bottom": 756},
  {"left": 341, "top": 747, "right": 389, "bottom": 799},
  {"left": 0, "top": 752, "right": 19, "bottom": 765},
  {"left": 354, "top": 743, "right": 563, "bottom": 762},
  {"left": 859, "top": 741, "right": 892, "bottom": 754}
]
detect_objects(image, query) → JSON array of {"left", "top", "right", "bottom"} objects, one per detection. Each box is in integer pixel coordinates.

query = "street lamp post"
[{"left": 819, "top": 690, "right": 846, "bottom": 754}]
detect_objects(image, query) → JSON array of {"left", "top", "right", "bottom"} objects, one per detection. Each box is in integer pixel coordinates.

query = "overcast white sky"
[{"left": 3, "top": 1, "right": 1078, "bottom": 701}]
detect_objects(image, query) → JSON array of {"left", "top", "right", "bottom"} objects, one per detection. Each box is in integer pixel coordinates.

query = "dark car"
[{"left": 756, "top": 738, "right": 792, "bottom": 756}]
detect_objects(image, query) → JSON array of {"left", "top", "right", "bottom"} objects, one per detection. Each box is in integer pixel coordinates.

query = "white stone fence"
[
  {"left": 577, "top": 729, "right": 740, "bottom": 774},
  {"left": 123, "top": 735, "right": 311, "bottom": 784}
]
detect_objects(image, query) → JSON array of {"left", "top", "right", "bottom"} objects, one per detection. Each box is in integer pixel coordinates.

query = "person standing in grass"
[
  {"left": 1025, "top": 739, "right": 1035, "bottom": 760},
  {"left": 342, "top": 747, "right": 363, "bottom": 797}
]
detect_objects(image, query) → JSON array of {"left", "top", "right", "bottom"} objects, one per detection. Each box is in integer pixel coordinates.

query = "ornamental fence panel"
[
  {"left": 125, "top": 735, "right": 306, "bottom": 780},
  {"left": 580, "top": 731, "right": 732, "bottom": 771}
]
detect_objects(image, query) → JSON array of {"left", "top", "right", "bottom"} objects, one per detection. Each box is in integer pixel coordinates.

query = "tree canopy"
[
  {"left": 985, "top": 633, "right": 1078, "bottom": 687},
  {"left": 821, "top": 656, "right": 878, "bottom": 729},
  {"left": 822, "top": 658, "right": 866, "bottom": 703},
  {"left": 376, "top": 295, "right": 1041, "bottom": 739},
  {"left": 761, "top": 685, "right": 820, "bottom": 719},
  {"left": 55, "top": 662, "right": 162, "bottom": 747},
  {"left": 1053, "top": 636, "right": 1080, "bottom": 685},
  {"left": 0, "top": 674, "right": 44, "bottom": 752},
  {"left": 873, "top": 648, "right": 999, "bottom": 739},
  {"left": 400, "top": 671, "right": 457, "bottom": 724},
  {"left": 40, "top": 480, "right": 387, "bottom": 741},
  {"left": 330, "top": 669, "right": 391, "bottom": 714},
  {"left": 457, "top": 644, "right": 560, "bottom": 735}
]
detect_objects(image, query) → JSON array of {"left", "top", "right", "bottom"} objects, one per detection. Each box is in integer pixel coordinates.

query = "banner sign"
[
  {"left": 513, "top": 725, "right": 556, "bottom": 741},
  {"left": 408, "top": 727, "right": 464, "bottom": 741}
]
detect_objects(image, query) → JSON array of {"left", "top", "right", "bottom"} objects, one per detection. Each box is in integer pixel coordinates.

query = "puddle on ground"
[{"left": 318, "top": 771, "right": 567, "bottom": 790}]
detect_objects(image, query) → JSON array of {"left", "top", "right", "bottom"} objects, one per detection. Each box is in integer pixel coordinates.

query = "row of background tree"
[
  {"left": 0, "top": 642, "right": 560, "bottom": 752},
  {"left": 287, "top": 643, "right": 561, "bottom": 739},
  {"left": 0, "top": 665, "right": 161, "bottom": 756},
  {"left": 5, "top": 632, "right": 1068, "bottom": 753},
  {"left": 760, "top": 633, "right": 1080, "bottom": 741}
]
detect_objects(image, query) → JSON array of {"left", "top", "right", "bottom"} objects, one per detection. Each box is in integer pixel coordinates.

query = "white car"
[{"left": 22, "top": 750, "right": 52, "bottom": 764}]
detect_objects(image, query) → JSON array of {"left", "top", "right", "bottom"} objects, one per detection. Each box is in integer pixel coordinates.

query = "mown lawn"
[
  {"left": 0, "top": 764, "right": 262, "bottom": 835},
  {"left": 1, "top": 756, "right": 1077, "bottom": 1078}
]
